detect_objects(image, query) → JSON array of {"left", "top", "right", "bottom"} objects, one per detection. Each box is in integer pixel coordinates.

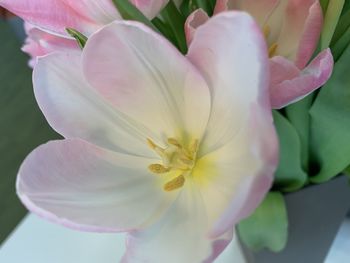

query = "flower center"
[
  {"left": 147, "top": 137, "right": 199, "bottom": 192},
  {"left": 263, "top": 25, "right": 278, "bottom": 58}
]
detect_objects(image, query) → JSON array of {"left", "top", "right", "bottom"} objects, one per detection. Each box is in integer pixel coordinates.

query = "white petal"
[
  {"left": 122, "top": 181, "right": 233, "bottom": 263},
  {"left": 34, "top": 51, "right": 158, "bottom": 157},
  {"left": 83, "top": 21, "right": 211, "bottom": 144},
  {"left": 17, "top": 139, "right": 176, "bottom": 232}
]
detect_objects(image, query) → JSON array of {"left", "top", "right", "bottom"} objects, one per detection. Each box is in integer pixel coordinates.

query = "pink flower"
[
  {"left": 0, "top": 0, "right": 168, "bottom": 36},
  {"left": 17, "top": 12, "right": 278, "bottom": 262},
  {"left": 186, "top": 0, "right": 334, "bottom": 108},
  {"left": 1, "top": 0, "right": 169, "bottom": 66},
  {"left": 22, "top": 22, "right": 77, "bottom": 67}
]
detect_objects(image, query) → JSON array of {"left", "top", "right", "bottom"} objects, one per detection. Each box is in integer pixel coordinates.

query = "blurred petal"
[
  {"left": 133, "top": 0, "right": 169, "bottom": 19},
  {"left": 294, "top": 1, "right": 323, "bottom": 68},
  {"left": 83, "top": 21, "right": 211, "bottom": 143},
  {"left": 22, "top": 22, "right": 77, "bottom": 67},
  {"left": 17, "top": 139, "right": 176, "bottom": 232},
  {"left": 34, "top": 51, "right": 158, "bottom": 156},
  {"left": 276, "top": 0, "right": 322, "bottom": 63},
  {"left": 187, "top": 12, "right": 272, "bottom": 155},
  {"left": 122, "top": 182, "right": 233, "bottom": 263},
  {"left": 214, "top": 0, "right": 278, "bottom": 25},
  {"left": 0, "top": 0, "right": 98, "bottom": 35},
  {"left": 185, "top": 9, "right": 209, "bottom": 45},
  {"left": 60, "top": 0, "right": 120, "bottom": 24},
  {"left": 270, "top": 49, "right": 334, "bottom": 109}
]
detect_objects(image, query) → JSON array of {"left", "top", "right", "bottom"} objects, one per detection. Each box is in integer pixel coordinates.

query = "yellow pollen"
[
  {"left": 268, "top": 43, "right": 278, "bottom": 58},
  {"left": 163, "top": 174, "right": 185, "bottom": 192},
  {"left": 147, "top": 137, "right": 199, "bottom": 191},
  {"left": 148, "top": 164, "right": 170, "bottom": 174}
]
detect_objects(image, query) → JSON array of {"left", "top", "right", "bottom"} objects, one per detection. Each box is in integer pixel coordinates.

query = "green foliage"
[
  {"left": 238, "top": 192, "right": 288, "bottom": 252},
  {"left": 158, "top": 1, "right": 187, "bottom": 54},
  {"left": 310, "top": 42, "right": 350, "bottom": 183},
  {"left": 273, "top": 111, "right": 308, "bottom": 192},
  {"left": 66, "top": 28, "right": 87, "bottom": 49},
  {"left": 112, "top": 0, "right": 158, "bottom": 31},
  {"left": 320, "top": 0, "right": 345, "bottom": 50},
  {"left": 0, "top": 21, "right": 58, "bottom": 243}
]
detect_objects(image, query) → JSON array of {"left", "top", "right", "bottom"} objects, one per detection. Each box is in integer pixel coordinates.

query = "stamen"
[
  {"left": 147, "top": 138, "right": 165, "bottom": 156},
  {"left": 167, "top": 138, "right": 182, "bottom": 148},
  {"left": 189, "top": 139, "right": 199, "bottom": 155},
  {"left": 179, "top": 157, "right": 194, "bottom": 166},
  {"left": 164, "top": 174, "right": 185, "bottom": 191},
  {"left": 263, "top": 25, "right": 270, "bottom": 39},
  {"left": 268, "top": 43, "right": 278, "bottom": 58},
  {"left": 148, "top": 164, "right": 170, "bottom": 174},
  {"left": 147, "top": 138, "right": 157, "bottom": 150}
]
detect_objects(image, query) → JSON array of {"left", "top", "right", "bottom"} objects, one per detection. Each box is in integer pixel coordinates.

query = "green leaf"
[
  {"left": 238, "top": 192, "right": 288, "bottom": 252},
  {"left": 112, "top": 0, "right": 158, "bottom": 32},
  {"left": 285, "top": 95, "right": 313, "bottom": 172},
  {"left": 273, "top": 111, "right": 308, "bottom": 192},
  {"left": 320, "top": 0, "right": 345, "bottom": 50},
  {"left": 66, "top": 28, "right": 87, "bottom": 49},
  {"left": 332, "top": 23, "right": 350, "bottom": 61},
  {"left": 160, "top": 1, "right": 187, "bottom": 54},
  {"left": 320, "top": 0, "right": 329, "bottom": 14},
  {"left": 309, "top": 43, "right": 350, "bottom": 183}
]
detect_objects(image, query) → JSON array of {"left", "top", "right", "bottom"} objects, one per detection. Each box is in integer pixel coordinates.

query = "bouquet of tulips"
[{"left": 2, "top": 0, "right": 350, "bottom": 261}]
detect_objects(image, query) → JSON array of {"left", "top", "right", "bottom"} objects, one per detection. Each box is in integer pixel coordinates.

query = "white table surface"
[{"left": 0, "top": 214, "right": 246, "bottom": 263}]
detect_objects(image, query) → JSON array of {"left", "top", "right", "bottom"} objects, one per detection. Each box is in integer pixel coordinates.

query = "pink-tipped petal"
[
  {"left": 132, "top": 0, "right": 169, "bottom": 19},
  {"left": 185, "top": 9, "right": 209, "bottom": 46},
  {"left": 276, "top": 0, "right": 322, "bottom": 63},
  {"left": 122, "top": 182, "right": 233, "bottom": 263},
  {"left": 294, "top": 1, "right": 323, "bottom": 68},
  {"left": 60, "top": 0, "right": 121, "bottom": 24},
  {"left": 270, "top": 48, "right": 334, "bottom": 109},
  {"left": 34, "top": 51, "right": 157, "bottom": 156},
  {"left": 22, "top": 22, "right": 78, "bottom": 67},
  {"left": 83, "top": 21, "right": 211, "bottom": 142},
  {"left": 194, "top": 105, "right": 278, "bottom": 238},
  {"left": 0, "top": 0, "right": 98, "bottom": 35},
  {"left": 17, "top": 139, "right": 176, "bottom": 232},
  {"left": 215, "top": 0, "right": 279, "bottom": 25},
  {"left": 187, "top": 11, "right": 278, "bottom": 238},
  {"left": 187, "top": 12, "right": 271, "bottom": 154}
]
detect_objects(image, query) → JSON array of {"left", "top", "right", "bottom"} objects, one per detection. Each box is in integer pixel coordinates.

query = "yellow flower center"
[
  {"left": 263, "top": 25, "right": 278, "bottom": 58},
  {"left": 147, "top": 137, "right": 199, "bottom": 192}
]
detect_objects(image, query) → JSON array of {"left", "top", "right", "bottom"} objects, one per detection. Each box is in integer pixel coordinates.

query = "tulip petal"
[
  {"left": 122, "top": 182, "right": 233, "bottom": 263},
  {"left": 187, "top": 12, "right": 271, "bottom": 155},
  {"left": 60, "top": 0, "right": 120, "bottom": 24},
  {"left": 83, "top": 21, "right": 211, "bottom": 143},
  {"left": 185, "top": 9, "right": 209, "bottom": 45},
  {"left": 214, "top": 0, "right": 278, "bottom": 25},
  {"left": 0, "top": 0, "right": 98, "bottom": 35},
  {"left": 275, "top": 0, "right": 322, "bottom": 64},
  {"left": 187, "top": 12, "right": 278, "bottom": 237},
  {"left": 270, "top": 49, "right": 334, "bottom": 109},
  {"left": 22, "top": 23, "right": 78, "bottom": 67},
  {"left": 34, "top": 51, "right": 158, "bottom": 157},
  {"left": 17, "top": 139, "right": 176, "bottom": 232},
  {"left": 193, "top": 105, "right": 278, "bottom": 237},
  {"left": 132, "top": 0, "right": 169, "bottom": 19},
  {"left": 294, "top": 1, "right": 323, "bottom": 68}
]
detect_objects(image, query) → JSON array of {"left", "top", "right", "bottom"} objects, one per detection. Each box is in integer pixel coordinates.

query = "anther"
[
  {"left": 167, "top": 138, "right": 182, "bottom": 148},
  {"left": 263, "top": 25, "right": 270, "bottom": 39},
  {"left": 148, "top": 164, "right": 170, "bottom": 174},
  {"left": 163, "top": 174, "right": 185, "bottom": 191},
  {"left": 268, "top": 43, "right": 278, "bottom": 58}
]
